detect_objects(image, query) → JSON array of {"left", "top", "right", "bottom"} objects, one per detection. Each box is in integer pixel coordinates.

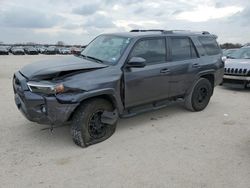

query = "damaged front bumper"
[{"left": 13, "top": 72, "right": 79, "bottom": 125}]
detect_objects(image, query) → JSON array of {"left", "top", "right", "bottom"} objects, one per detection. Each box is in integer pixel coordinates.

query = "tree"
[{"left": 220, "top": 43, "right": 242, "bottom": 49}]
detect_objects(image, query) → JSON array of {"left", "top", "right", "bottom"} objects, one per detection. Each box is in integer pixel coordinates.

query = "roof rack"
[
  {"left": 130, "top": 29, "right": 167, "bottom": 33},
  {"left": 130, "top": 29, "right": 210, "bottom": 35}
]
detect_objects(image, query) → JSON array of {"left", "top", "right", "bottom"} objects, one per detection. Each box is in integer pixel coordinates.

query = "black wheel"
[
  {"left": 185, "top": 78, "right": 213, "bottom": 111},
  {"left": 71, "top": 99, "right": 117, "bottom": 147}
]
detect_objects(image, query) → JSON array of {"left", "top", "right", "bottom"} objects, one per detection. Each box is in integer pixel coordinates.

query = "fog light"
[{"left": 41, "top": 106, "right": 46, "bottom": 113}]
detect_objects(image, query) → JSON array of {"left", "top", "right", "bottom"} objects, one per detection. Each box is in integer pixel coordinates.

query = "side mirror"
[{"left": 127, "top": 57, "right": 146, "bottom": 68}]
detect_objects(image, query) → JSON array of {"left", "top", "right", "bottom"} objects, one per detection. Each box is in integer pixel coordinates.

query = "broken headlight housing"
[{"left": 27, "top": 81, "right": 65, "bottom": 94}]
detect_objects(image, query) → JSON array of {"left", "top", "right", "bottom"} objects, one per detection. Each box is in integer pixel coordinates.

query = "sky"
[{"left": 0, "top": 0, "right": 249, "bottom": 45}]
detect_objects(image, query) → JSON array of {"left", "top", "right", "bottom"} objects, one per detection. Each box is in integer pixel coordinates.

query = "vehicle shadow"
[
  {"left": 117, "top": 103, "right": 188, "bottom": 131},
  {"left": 21, "top": 103, "right": 188, "bottom": 148},
  {"left": 220, "top": 85, "right": 250, "bottom": 92}
]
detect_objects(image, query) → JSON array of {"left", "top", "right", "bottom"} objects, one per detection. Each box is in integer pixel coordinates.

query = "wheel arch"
[
  {"left": 198, "top": 70, "right": 215, "bottom": 90},
  {"left": 186, "top": 71, "right": 215, "bottom": 97},
  {"left": 200, "top": 74, "right": 215, "bottom": 88},
  {"left": 67, "top": 90, "right": 123, "bottom": 122}
]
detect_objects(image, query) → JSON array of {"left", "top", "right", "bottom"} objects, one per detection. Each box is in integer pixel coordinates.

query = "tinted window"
[
  {"left": 199, "top": 37, "right": 221, "bottom": 55},
  {"left": 171, "top": 38, "right": 198, "bottom": 61},
  {"left": 130, "top": 38, "right": 166, "bottom": 64}
]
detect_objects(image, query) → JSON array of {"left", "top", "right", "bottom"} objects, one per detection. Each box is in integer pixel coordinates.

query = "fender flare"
[
  {"left": 76, "top": 88, "right": 124, "bottom": 114},
  {"left": 186, "top": 70, "right": 215, "bottom": 97}
]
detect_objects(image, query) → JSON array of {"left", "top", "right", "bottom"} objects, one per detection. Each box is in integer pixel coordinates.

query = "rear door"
[
  {"left": 167, "top": 36, "right": 201, "bottom": 97},
  {"left": 124, "top": 37, "right": 171, "bottom": 108},
  {"left": 197, "top": 36, "right": 223, "bottom": 85}
]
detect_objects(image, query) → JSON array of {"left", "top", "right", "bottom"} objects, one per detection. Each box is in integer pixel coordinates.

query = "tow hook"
[{"left": 101, "top": 109, "right": 118, "bottom": 125}]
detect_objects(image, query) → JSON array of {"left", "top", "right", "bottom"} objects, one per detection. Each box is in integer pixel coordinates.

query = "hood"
[
  {"left": 225, "top": 59, "right": 250, "bottom": 69},
  {"left": 20, "top": 55, "right": 108, "bottom": 80}
]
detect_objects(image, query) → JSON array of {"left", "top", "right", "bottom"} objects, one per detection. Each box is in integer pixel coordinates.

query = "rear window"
[
  {"left": 199, "top": 37, "right": 221, "bottom": 55},
  {"left": 170, "top": 37, "right": 198, "bottom": 61}
]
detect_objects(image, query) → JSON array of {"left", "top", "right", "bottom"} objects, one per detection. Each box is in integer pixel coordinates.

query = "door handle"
[
  {"left": 160, "top": 68, "right": 170, "bottom": 74},
  {"left": 192, "top": 63, "right": 201, "bottom": 68}
]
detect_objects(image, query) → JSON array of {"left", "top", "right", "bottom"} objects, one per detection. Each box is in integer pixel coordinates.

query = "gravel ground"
[{"left": 0, "top": 55, "right": 250, "bottom": 188}]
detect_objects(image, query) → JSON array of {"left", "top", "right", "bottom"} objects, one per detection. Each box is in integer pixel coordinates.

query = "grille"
[{"left": 224, "top": 68, "right": 249, "bottom": 76}]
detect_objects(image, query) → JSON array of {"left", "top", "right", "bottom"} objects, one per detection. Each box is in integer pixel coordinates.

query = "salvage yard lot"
[{"left": 0, "top": 55, "right": 250, "bottom": 188}]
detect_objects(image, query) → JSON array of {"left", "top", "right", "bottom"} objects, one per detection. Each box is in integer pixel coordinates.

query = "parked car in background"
[
  {"left": 5, "top": 46, "right": 12, "bottom": 52},
  {"left": 45, "top": 46, "right": 57, "bottom": 55},
  {"left": 223, "top": 47, "right": 250, "bottom": 88},
  {"left": 59, "top": 48, "right": 71, "bottom": 55},
  {"left": 0, "top": 46, "right": 9, "bottom": 55},
  {"left": 223, "top": 48, "right": 239, "bottom": 57},
  {"left": 242, "top": 43, "right": 250, "bottom": 48},
  {"left": 13, "top": 30, "right": 223, "bottom": 147},
  {"left": 10, "top": 46, "right": 25, "bottom": 55},
  {"left": 36, "top": 46, "right": 46, "bottom": 54},
  {"left": 71, "top": 47, "right": 83, "bottom": 56},
  {"left": 24, "top": 46, "right": 39, "bottom": 55}
]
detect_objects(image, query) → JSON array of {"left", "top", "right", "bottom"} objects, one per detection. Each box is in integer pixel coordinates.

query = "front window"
[
  {"left": 81, "top": 35, "right": 131, "bottom": 64},
  {"left": 130, "top": 38, "right": 166, "bottom": 64},
  {"left": 228, "top": 48, "right": 250, "bottom": 59}
]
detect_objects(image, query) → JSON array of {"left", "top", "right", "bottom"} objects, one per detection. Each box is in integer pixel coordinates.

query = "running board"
[{"left": 121, "top": 98, "right": 184, "bottom": 118}]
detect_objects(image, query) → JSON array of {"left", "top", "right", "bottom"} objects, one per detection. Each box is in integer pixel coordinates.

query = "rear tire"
[
  {"left": 185, "top": 78, "right": 213, "bottom": 111},
  {"left": 71, "top": 99, "right": 117, "bottom": 148}
]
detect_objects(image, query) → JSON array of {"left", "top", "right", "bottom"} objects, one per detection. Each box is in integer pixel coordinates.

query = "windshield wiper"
[
  {"left": 78, "top": 54, "right": 104, "bottom": 64},
  {"left": 78, "top": 54, "right": 86, "bottom": 59},
  {"left": 85, "top": 56, "right": 103, "bottom": 64}
]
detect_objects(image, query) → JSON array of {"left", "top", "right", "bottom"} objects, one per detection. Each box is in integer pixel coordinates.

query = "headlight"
[{"left": 27, "top": 81, "right": 65, "bottom": 94}]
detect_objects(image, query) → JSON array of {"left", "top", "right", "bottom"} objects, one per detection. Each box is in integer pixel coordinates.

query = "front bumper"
[
  {"left": 223, "top": 75, "right": 250, "bottom": 86},
  {"left": 13, "top": 72, "right": 79, "bottom": 125}
]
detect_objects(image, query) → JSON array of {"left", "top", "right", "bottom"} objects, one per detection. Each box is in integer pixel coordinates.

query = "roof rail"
[
  {"left": 170, "top": 30, "right": 210, "bottom": 34},
  {"left": 130, "top": 29, "right": 166, "bottom": 33},
  {"left": 130, "top": 29, "right": 210, "bottom": 35}
]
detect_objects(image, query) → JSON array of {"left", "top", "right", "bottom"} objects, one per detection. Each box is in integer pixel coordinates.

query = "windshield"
[
  {"left": 228, "top": 48, "right": 250, "bottom": 59},
  {"left": 81, "top": 35, "right": 131, "bottom": 64},
  {"left": 223, "top": 49, "right": 238, "bottom": 57}
]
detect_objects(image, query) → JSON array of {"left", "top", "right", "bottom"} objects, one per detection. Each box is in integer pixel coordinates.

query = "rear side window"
[
  {"left": 130, "top": 38, "right": 166, "bottom": 64},
  {"left": 199, "top": 37, "right": 221, "bottom": 55},
  {"left": 170, "top": 37, "right": 198, "bottom": 61}
]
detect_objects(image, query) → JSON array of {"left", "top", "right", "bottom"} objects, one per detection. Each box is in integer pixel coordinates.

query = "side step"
[{"left": 121, "top": 98, "right": 184, "bottom": 118}]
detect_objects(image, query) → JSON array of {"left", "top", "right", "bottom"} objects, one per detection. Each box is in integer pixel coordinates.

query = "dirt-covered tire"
[
  {"left": 71, "top": 99, "right": 117, "bottom": 148},
  {"left": 184, "top": 78, "right": 213, "bottom": 112}
]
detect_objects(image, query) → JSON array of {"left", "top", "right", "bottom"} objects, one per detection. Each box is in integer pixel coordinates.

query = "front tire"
[
  {"left": 185, "top": 78, "right": 213, "bottom": 111},
  {"left": 71, "top": 99, "right": 117, "bottom": 147}
]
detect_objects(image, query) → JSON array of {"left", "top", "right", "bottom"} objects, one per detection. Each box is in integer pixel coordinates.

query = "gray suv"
[{"left": 13, "top": 30, "right": 224, "bottom": 147}]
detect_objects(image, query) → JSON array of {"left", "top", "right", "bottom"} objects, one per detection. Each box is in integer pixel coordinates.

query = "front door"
[{"left": 124, "top": 37, "right": 171, "bottom": 108}]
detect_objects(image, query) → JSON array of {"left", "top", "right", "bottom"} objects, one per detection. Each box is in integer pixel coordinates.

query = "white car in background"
[
  {"left": 223, "top": 47, "right": 250, "bottom": 88},
  {"left": 59, "top": 48, "right": 71, "bottom": 55}
]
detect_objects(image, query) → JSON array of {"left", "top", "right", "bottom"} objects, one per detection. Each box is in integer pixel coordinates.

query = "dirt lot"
[{"left": 0, "top": 55, "right": 249, "bottom": 188}]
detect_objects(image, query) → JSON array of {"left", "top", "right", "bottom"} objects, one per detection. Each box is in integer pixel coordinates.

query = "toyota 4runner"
[{"left": 13, "top": 30, "right": 224, "bottom": 147}]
